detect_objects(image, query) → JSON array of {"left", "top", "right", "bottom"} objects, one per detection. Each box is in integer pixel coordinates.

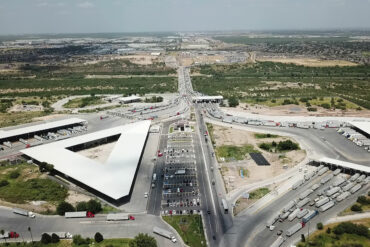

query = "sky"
[{"left": 0, "top": 0, "right": 370, "bottom": 35}]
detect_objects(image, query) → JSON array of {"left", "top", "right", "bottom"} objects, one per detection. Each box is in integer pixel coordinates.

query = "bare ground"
[{"left": 257, "top": 57, "right": 358, "bottom": 67}]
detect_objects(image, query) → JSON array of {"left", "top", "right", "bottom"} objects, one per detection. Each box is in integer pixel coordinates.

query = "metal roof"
[
  {"left": 318, "top": 157, "right": 370, "bottom": 173},
  {"left": 348, "top": 121, "right": 370, "bottom": 136},
  {"left": 21, "top": 120, "right": 151, "bottom": 200},
  {"left": 118, "top": 96, "right": 141, "bottom": 102},
  {"left": 0, "top": 118, "right": 86, "bottom": 140},
  {"left": 193, "top": 96, "right": 223, "bottom": 100}
]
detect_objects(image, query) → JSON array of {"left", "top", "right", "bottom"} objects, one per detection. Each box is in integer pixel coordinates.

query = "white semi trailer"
[{"left": 153, "top": 227, "right": 177, "bottom": 243}]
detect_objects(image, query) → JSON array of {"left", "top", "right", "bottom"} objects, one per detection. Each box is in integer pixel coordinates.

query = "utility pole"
[{"left": 28, "top": 226, "right": 33, "bottom": 245}]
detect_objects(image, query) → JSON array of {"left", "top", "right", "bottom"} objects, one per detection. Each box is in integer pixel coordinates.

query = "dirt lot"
[
  {"left": 228, "top": 102, "right": 370, "bottom": 118},
  {"left": 77, "top": 142, "right": 117, "bottom": 164},
  {"left": 9, "top": 104, "right": 43, "bottom": 112},
  {"left": 212, "top": 124, "right": 306, "bottom": 192},
  {"left": 257, "top": 57, "right": 358, "bottom": 67}
]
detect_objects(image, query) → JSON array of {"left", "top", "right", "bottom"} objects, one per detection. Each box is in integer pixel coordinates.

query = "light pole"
[{"left": 28, "top": 226, "right": 33, "bottom": 245}]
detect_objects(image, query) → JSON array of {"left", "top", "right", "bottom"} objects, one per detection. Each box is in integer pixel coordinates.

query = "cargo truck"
[
  {"left": 320, "top": 174, "right": 333, "bottom": 184},
  {"left": 286, "top": 223, "right": 303, "bottom": 237},
  {"left": 316, "top": 165, "right": 324, "bottom": 172},
  {"left": 318, "top": 167, "right": 329, "bottom": 176},
  {"left": 332, "top": 176, "right": 346, "bottom": 187},
  {"left": 304, "top": 172, "right": 315, "bottom": 181},
  {"left": 350, "top": 184, "right": 362, "bottom": 193},
  {"left": 288, "top": 208, "right": 300, "bottom": 221},
  {"left": 336, "top": 191, "right": 351, "bottom": 202},
  {"left": 153, "top": 227, "right": 177, "bottom": 243},
  {"left": 65, "top": 211, "right": 94, "bottom": 218},
  {"left": 292, "top": 179, "right": 304, "bottom": 190},
  {"left": 302, "top": 210, "right": 319, "bottom": 223},
  {"left": 342, "top": 182, "right": 355, "bottom": 191},
  {"left": 279, "top": 211, "right": 290, "bottom": 222},
  {"left": 357, "top": 174, "right": 366, "bottom": 183},
  {"left": 0, "top": 231, "right": 19, "bottom": 239},
  {"left": 316, "top": 197, "right": 330, "bottom": 207},
  {"left": 333, "top": 169, "right": 341, "bottom": 176},
  {"left": 12, "top": 208, "right": 35, "bottom": 218},
  {"left": 299, "top": 189, "right": 314, "bottom": 200},
  {"left": 266, "top": 215, "right": 279, "bottom": 229},
  {"left": 350, "top": 173, "right": 360, "bottom": 182},
  {"left": 297, "top": 209, "right": 309, "bottom": 219},
  {"left": 44, "top": 232, "right": 73, "bottom": 239},
  {"left": 270, "top": 236, "right": 285, "bottom": 247},
  {"left": 326, "top": 187, "right": 341, "bottom": 197},
  {"left": 319, "top": 201, "right": 335, "bottom": 212},
  {"left": 311, "top": 183, "right": 320, "bottom": 191},
  {"left": 297, "top": 198, "right": 311, "bottom": 208}
]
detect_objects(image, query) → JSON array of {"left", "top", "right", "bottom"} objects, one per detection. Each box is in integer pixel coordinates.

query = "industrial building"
[
  {"left": 118, "top": 96, "right": 141, "bottom": 104},
  {"left": 0, "top": 118, "right": 87, "bottom": 144},
  {"left": 314, "top": 157, "right": 370, "bottom": 175},
  {"left": 348, "top": 121, "right": 370, "bottom": 138},
  {"left": 192, "top": 95, "right": 223, "bottom": 103},
  {"left": 21, "top": 120, "right": 151, "bottom": 204}
]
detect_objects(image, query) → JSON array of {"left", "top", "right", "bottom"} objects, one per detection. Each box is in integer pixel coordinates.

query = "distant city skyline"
[{"left": 0, "top": 0, "right": 370, "bottom": 35}]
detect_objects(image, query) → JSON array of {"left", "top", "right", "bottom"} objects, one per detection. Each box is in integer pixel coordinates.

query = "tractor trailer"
[
  {"left": 153, "top": 227, "right": 177, "bottom": 243},
  {"left": 286, "top": 223, "right": 303, "bottom": 237},
  {"left": 12, "top": 208, "right": 35, "bottom": 218}
]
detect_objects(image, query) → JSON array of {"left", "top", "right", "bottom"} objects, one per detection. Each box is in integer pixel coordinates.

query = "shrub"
[
  {"left": 317, "top": 222, "right": 323, "bottom": 230},
  {"left": 307, "top": 107, "right": 317, "bottom": 112},
  {"left": 228, "top": 96, "right": 239, "bottom": 107},
  {"left": 51, "top": 233, "right": 60, "bottom": 243},
  {"left": 57, "top": 201, "right": 75, "bottom": 216},
  {"left": 87, "top": 199, "right": 102, "bottom": 214},
  {"left": 356, "top": 196, "right": 369, "bottom": 205},
  {"left": 326, "top": 227, "right": 331, "bottom": 234},
  {"left": 76, "top": 201, "right": 88, "bottom": 211},
  {"left": 41, "top": 233, "right": 52, "bottom": 244},
  {"left": 350, "top": 204, "right": 363, "bottom": 212},
  {"left": 0, "top": 180, "right": 9, "bottom": 187},
  {"left": 321, "top": 103, "right": 330, "bottom": 109},
  {"left": 129, "top": 233, "right": 157, "bottom": 247},
  {"left": 333, "top": 222, "right": 369, "bottom": 238},
  {"left": 259, "top": 143, "right": 271, "bottom": 151},
  {"left": 94, "top": 232, "right": 104, "bottom": 243},
  {"left": 9, "top": 170, "right": 20, "bottom": 179},
  {"left": 73, "top": 234, "right": 90, "bottom": 245},
  {"left": 277, "top": 140, "right": 299, "bottom": 151}
]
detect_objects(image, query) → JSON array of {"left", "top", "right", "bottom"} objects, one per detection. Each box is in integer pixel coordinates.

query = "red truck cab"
[{"left": 86, "top": 211, "right": 95, "bottom": 218}]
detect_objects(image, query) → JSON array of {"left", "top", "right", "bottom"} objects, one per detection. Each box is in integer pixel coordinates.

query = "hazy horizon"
[{"left": 1, "top": 0, "right": 370, "bottom": 35}]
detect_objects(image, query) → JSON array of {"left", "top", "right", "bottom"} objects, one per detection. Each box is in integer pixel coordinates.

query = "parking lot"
[
  {"left": 159, "top": 121, "right": 202, "bottom": 216},
  {"left": 258, "top": 164, "right": 369, "bottom": 247}
]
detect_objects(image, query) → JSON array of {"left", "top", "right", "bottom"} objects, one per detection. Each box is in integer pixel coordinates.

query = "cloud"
[{"left": 77, "top": 1, "right": 95, "bottom": 8}]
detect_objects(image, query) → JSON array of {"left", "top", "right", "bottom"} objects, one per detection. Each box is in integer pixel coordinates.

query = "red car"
[
  {"left": 158, "top": 152, "right": 163, "bottom": 157},
  {"left": 9, "top": 232, "right": 19, "bottom": 238},
  {"left": 129, "top": 215, "right": 135, "bottom": 220}
]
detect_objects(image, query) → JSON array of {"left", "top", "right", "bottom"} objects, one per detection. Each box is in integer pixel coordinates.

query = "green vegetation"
[
  {"left": 298, "top": 221, "right": 370, "bottom": 247},
  {"left": 163, "top": 215, "right": 206, "bottom": 247},
  {"left": 214, "top": 36, "right": 350, "bottom": 45},
  {"left": 63, "top": 96, "right": 105, "bottom": 108},
  {"left": 56, "top": 202, "right": 75, "bottom": 216},
  {"left": 216, "top": 144, "right": 259, "bottom": 161},
  {"left": 144, "top": 96, "right": 163, "bottom": 103},
  {"left": 254, "top": 133, "right": 279, "bottom": 139},
  {"left": 57, "top": 199, "right": 103, "bottom": 216},
  {"left": 205, "top": 123, "right": 216, "bottom": 146},
  {"left": 129, "top": 233, "right": 157, "bottom": 247},
  {"left": 228, "top": 96, "right": 239, "bottom": 107},
  {"left": 191, "top": 62, "right": 370, "bottom": 109},
  {"left": 259, "top": 140, "right": 299, "bottom": 152},
  {"left": 94, "top": 232, "right": 104, "bottom": 243},
  {"left": 0, "top": 111, "right": 51, "bottom": 128},
  {"left": 0, "top": 238, "right": 132, "bottom": 247},
  {"left": 341, "top": 194, "right": 370, "bottom": 215},
  {"left": 0, "top": 162, "right": 68, "bottom": 204},
  {"left": 249, "top": 187, "right": 270, "bottom": 199}
]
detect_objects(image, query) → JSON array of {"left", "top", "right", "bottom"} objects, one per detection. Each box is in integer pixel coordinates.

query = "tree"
[
  {"left": 94, "top": 232, "right": 104, "bottom": 243},
  {"left": 87, "top": 199, "right": 102, "bottom": 214},
  {"left": 129, "top": 233, "right": 157, "bottom": 247},
  {"left": 38, "top": 162, "right": 54, "bottom": 173},
  {"left": 73, "top": 234, "right": 90, "bottom": 245},
  {"left": 76, "top": 201, "right": 88, "bottom": 211},
  {"left": 228, "top": 96, "right": 239, "bottom": 107},
  {"left": 0, "top": 180, "right": 9, "bottom": 187},
  {"left": 9, "top": 170, "right": 20, "bottom": 179},
  {"left": 57, "top": 201, "right": 75, "bottom": 216},
  {"left": 301, "top": 234, "right": 305, "bottom": 242},
  {"left": 317, "top": 222, "right": 323, "bottom": 230},
  {"left": 51, "top": 233, "right": 60, "bottom": 243},
  {"left": 326, "top": 227, "right": 331, "bottom": 234},
  {"left": 41, "top": 233, "right": 52, "bottom": 244},
  {"left": 350, "top": 204, "right": 362, "bottom": 212},
  {"left": 357, "top": 196, "right": 369, "bottom": 205}
]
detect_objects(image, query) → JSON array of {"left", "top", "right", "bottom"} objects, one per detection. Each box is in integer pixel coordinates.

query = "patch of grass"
[
  {"left": 0, "top": 238, "right": 132, "bottom": 247},
  {"left": 254, "top": 133, "right": 279, "bottom": 139},
  {"left": 169, "top": 126, "right": 174, "bottom": 133},
  {"left": 101, "top": 204, "right": 120, "bottom": 214},
  {"left": 249, "top": 187, "right": 270, "bottom": 199},
  {"left": 0, "top": 111, "right": 51, "bottom": 128},
  {"left": 259, "top": 140, "right": 299, "bottom": 152},
  {"left": 205, "top": 123, "right": 216, "bottom": 146},
  {"left": 63, "top": 96, "right": 105, "bottom": 108},
  {"left": 163, "top": 215, "right": 206, "bottom": 247},
  {"left": 0, "top": 162, "right": 68, "bottom": 204},
  {"left": 216, "top": 144, "right": 259, "bottom": 161}
]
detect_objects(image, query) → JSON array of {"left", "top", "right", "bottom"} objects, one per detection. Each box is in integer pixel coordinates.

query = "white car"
[{"left": 144, "top": 192, "right": 148, "bottom": 198}]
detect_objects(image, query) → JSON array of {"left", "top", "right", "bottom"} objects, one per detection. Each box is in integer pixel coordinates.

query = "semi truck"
[
  {"left": 0, "top": 231, "right": 19, "bottom": 239},
  {"left": 326, "top": 187, "right": 341, "bottom": 197},
  {"left": 350, "top": 173, "right": 360, "bottom": 182},
  {"left": 299, "top": 189, "right": 314, "bottom": 200},
  {"left": 65, "top": 211, "right": 94, "bottom": 218},
  {"left": 44, "top": 232, "right": 73, "bottom": 239},
  {"left": 297, "top": 198, "right": 311, "bottom": 208},
  {"left": 282, "top": 201, "right": 296, "bottom": 213},
  {"left": 304, "top": 172, "right": 315, "bottom": 181},
  {"left": 106, "top": 213, "right": 135, "bottom": 221},
  {"left": 288, "top": 208, "right": 300, "bottom": 221},
  {"left": 320, "top": 174, "right": 334, "bottom": 184},
  {"left": 332, "top": 177, "right": 346, "bottom": 187},
  {"left": 336, "top": 191, "right": 351, "bottom": 202},
  {"left": 350, "top": 184, "right": 362, "bottom": 193},
  {"left": 319, "top": 201, "right": 335, "bottom": 212},
  {"left": 302, "top": 210, "right": 319, "bottom": 223},
  {"left": 292, "top": 179, "right": 304, "bottom": 190},
  {"left": 153, "top": 227, "right": 177, "bottom": 243},
  {"left": 279, "top": 211, "right": 290, "bottom": 221},
  {"left": 316, "top": 197, "right": 330, "bottom": 207},
  {"left": 311, "top": 184, "right": 320, "bottom": 191},
  {"left": 318, "top": 167, "right": 329, "bottom": 176},
  {"left": 286, "top": 223, "right": 303, "bottom": 237},
  {"left": 316, "top": 165, "right": 324, "bottom": 172},
  {"left": 266, "top": 215, "right": 279, "bottom": 229},
  {"left": 342, "top": 182, "right": 355, "bottom": 191},
  {"left": 12, "top": 208, "right": 35, "bottom": 218},
  {"left": 357, "top": 174, "right": 366, "bottom": 183},
  {"left": 297, "top": 209, "right": 309, "bottom": 219},
  {"left": 270, "top": 236, "right": 285, "bottom": 247},
  {"left": 333, "top": 169, "right": 341, "bottom": 176}
]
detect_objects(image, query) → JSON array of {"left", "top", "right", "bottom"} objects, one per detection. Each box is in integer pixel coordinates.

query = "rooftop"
[
  {"left": 348, "top": 121, "right": 370, "bottom": 136},
  {"left": 318, "top": 157, "right": 370, "bottom": 174}
]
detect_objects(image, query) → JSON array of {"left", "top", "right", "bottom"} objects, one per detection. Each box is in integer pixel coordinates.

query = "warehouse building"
[
  {"left": 118, "top": 95, "right": 141, "bottom": 104},
  {"left": 348, "top": 121, "right": 370, "bottom": 138},
  {"left": 313, "top": 157, "right": 370, "bottom": 175},
  {"left": 21, "top": 120, "right": 151, "bottom": 204},
  {"left": 192, "top": 95, "right": 223, "bottom": 103},
  {"left": 0, "top": 118, "right": 87, "bottom": 144}
]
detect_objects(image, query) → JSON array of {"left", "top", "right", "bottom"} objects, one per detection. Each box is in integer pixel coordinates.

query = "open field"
[
  {"left": 63, "top": 96, "right": 105, "bottom": 109},
  {"left": 192, "top": 61, "right": 370, "bottom": 109},
  {"left": 163, "top": 215, "right": 206, "bottom": 247},
  {"left": 297, "top": 219, "right": 370, "bottom": 247}
]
